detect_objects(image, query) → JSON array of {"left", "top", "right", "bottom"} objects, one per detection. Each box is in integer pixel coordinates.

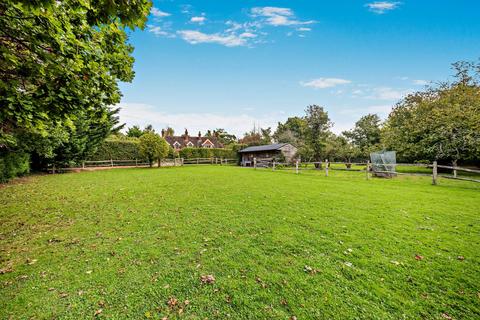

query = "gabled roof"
[
  {"left": 164, "top": 136, "right": 224, "bottom": 149},
  {"left": 238, "top": 143, "right": 290, "bottom": 153}
]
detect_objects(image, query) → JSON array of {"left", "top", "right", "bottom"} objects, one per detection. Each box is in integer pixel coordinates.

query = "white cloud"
[
  {"left": 366, "top": 2, "right": 401, "bottom": 14},
  {"left": 190, "top": 16, "right": 206, "bottom": 24},
  {"left": 297, "top": 27, "right": 311, "bottom": 32},
  {"left": 239, "top": 32, "right": 257, "bottom": 38},
  {"left": 117, "top": 102, "right": 284, "bottom": 136},
  {"left": 147, "top": 25, "right": 174, "bottom": 38},
  {"left": 413, "top": 79, "right": 428, "bottom": 85},
  {"left": 301, "top": 77, "right": 352, "bottom": 89},
  {"left": 251, "top": 6, "right": 315, "bottom": 26},
  {"left": 151, "top": 7, "right": 171, "bottom": 18},
  {"left": 177, "top": 30, "right": 252, "bottom": 47}
]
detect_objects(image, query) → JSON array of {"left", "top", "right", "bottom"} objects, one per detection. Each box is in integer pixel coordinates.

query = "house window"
[
  {"left": 187, "top": 141, "right": 194, "bottom": 147},
  {"left": 173, "top": 141, "right": 181, "bottom": 149}
]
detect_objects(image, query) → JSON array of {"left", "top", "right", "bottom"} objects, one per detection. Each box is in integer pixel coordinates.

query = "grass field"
[{"left": 1, "top": 166, "right": 479, "bottom": 319}]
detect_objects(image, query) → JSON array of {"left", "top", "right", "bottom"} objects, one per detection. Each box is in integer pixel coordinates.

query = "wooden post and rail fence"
[
  {"left": 249, "top": 158, "right": 479, "bottom": 185},
  {"left": 53, "top": 156, "right": 479, "bottom": 185}
]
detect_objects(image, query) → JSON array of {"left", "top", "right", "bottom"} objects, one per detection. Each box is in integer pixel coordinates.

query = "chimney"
[
  {"left": 184, "top": 129, "right": 189, "bottom": 142},
  {"left": 198, "top": 131, "right": 201, "bottom": 138},
  {"left": 161, "top": 129, "right": 165, "bottom": 137}
]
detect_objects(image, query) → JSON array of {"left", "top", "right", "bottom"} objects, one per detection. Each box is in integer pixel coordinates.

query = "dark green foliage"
[
  {"left": 343, "top": 114, "right": 382, "bottom": 158},
  {"left": 304, "top": 105, "right": 333, "bottom": 162},
  {"left": 126, "top": 125, "right": 144, "bottom": 138},
  {"left": 0, "top": 151, "right": 29, "bottom": 183},
  {"left": 0, "top": 0, "right": 150, "bottom": 181},
  {"left": 89, "top": 138, "right": 142, "bottom": 161},
  {"left": 383, "top": 61, "right": 480, "bottom": 163},
  {"left": 178, "top": 147, "right": 237, "bottom": 159}
]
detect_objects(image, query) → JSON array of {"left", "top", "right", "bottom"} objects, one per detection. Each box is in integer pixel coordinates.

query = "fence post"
[
  {"left": 432, "top": 161, "right": 438, "bottom": 185},
  {"left": 296, "top": 160, "right": 299, "bottom": 174},
  {"left": 453, "top": 160, "right": 457, "bottom": 178},
  {"left": 181, "top": 158, "right": 184, "bottom": 166},
  {"left": 325, "top": 159, "right": 329, "bottom": 177},
  {"left": 254, "top": 158, "right": 257, "bottom": 170},
  {"left": 110, "top": 159, "right": 113, "bottom": 167},
  {"left": 272, "top": 160, "right": 275, "bottom": 171},
  {"left": 366, "top": 160, "right": 370, "bottom": 180},
  {"left": 82, "top": 161, "right": 85, "bottom": 169}
]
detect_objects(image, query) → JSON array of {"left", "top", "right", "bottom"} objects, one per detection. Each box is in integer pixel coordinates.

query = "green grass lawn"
[{"left": 1, "top": 166, "right": 479, "bottom": 319}]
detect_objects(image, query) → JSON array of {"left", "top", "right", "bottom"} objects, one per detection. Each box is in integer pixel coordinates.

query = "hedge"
[
  {"left": 0, "top": 151, "right": 30, "bottom": 183},
  {"left": 88, "top": 139, "right": 143, "bottom": 161},
  {"left": 89, "top": 139, "right": 239, "bottom": 161},
  {"left": 178, "top": 147, "right": 237, "bottom": 159}
]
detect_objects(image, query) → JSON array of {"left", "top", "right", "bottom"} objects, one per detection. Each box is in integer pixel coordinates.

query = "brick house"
[{"left": 163, "top": 130, "right": 224, "bottom": 151}]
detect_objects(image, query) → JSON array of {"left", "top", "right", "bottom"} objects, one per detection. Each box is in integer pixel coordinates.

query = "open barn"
[{"left": 238, "top": 143, "right": 297, "bottom": 166}]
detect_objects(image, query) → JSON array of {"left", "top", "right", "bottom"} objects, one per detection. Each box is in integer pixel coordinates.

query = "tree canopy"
[
  {"left": 382, "top": 61, "right": 480, "bottom": 163},
  {"left": 0, "top": 0, "right": 151, "bottom": 178},
  {"left": 139, "top": 132, "right": 169, "bottom": 167}
]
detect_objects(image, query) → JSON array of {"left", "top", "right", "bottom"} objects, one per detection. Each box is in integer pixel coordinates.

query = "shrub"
[
  {"left": 0, "top": 151, "right": 30, "bottom": 183},
  {"left": 139, "top": 133, "right": 169, "bottom": 167},
  {"left": 88, "top": 138, "right": 142, "bottom": 161}
]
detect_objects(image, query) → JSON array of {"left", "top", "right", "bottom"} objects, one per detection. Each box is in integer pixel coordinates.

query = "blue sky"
[{"left": 118, "top": 0, "right": 480, "bottom": 136}]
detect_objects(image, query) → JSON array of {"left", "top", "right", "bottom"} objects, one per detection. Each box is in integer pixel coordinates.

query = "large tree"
[
  {"left": 343, "top": 114, "right": 382, "bottom": 158},
  {"left": 382, "top": 61, "right": 480, "bottom": 164},
  {"left": 0, "top": 0, "right": 151, "bottom": 170},
  {"left": 304, "top": 105, "right": 333, "bottom": 165}
]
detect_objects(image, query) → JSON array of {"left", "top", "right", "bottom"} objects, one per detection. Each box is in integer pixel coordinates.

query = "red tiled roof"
[{"left": 164, "top": 136, "right": 224, "bottom": 149}]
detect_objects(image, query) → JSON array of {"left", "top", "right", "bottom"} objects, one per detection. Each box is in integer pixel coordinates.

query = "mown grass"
[{"left": 1, "top": 166, "right": 479, "bottom": 319}]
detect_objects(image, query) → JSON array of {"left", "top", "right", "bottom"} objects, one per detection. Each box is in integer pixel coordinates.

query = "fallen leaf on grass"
[
  {"left": 457, "top": 256, "right": 465, "bottom": 261},
  {"left": 167, "top": 297, "right": 178, "bottom": 308},
  {"left": 94, "top": 309, "right": 103, "bottom": 317},
  {"left": 86, "top": 270, "right": 93, "bottom": 274},
  {"left": 200, "top": 274, "right": 215, "bottom": 284},
  {"left": 304, "top": 265, "right": 320, "bottom": 274},
  {"left": 390, "top": 260, "right": 400, "bottom": 266},
  {"left": 255, "top": 277, "right": 267, "bottom": 288},
  {"left": 344, "top": 262, "right": 353, "bottom": 268},
  {"left": 0, "top": 266, "right": 13, "bottom": 274},
  {"left": 26, "top": 259, "right": 38, "bottom": 265},
  {"left": 59, "top": 292, "right": 68, "bottom": 298},
  {"left": 441, "top": 313, "right": 452, "bottom": 319},
  {"left": 290, "top": 316, "right": 297, "bottom": 320},
  {"left": 415, "top": 255, "right": 424, "bottom": 261}
]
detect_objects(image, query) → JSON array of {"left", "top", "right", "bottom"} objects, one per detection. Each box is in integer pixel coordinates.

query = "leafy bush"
[
  {"left": 0, "top": 151, "right": 30, "bottom": 183},
  {"left": 139, "top": 133, "right": 169, "bottom": 167}
]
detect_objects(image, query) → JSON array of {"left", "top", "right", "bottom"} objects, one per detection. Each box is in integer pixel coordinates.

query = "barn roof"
[{"left": 238, "top": 143, "right": 290, "bottom": 153}]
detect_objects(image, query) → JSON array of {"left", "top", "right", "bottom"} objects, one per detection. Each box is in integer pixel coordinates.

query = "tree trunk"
[{"left": 452, "top": 159, "right": 457, "bottom": 178}]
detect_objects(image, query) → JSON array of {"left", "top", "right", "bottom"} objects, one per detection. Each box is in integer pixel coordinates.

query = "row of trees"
[
  {"left": 0, "top": 0, "right": 151, "bottom": 180},
  {"left": 245, "top": 61, "right": 480, "bottom": 165}
]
